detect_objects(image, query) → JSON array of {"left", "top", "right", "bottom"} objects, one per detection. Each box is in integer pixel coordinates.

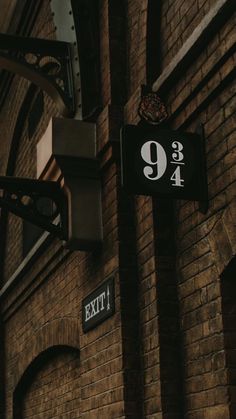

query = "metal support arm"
[
  {"left": 0, "top": 176, "right": 67, "bottom": 239},
  {"left": 0, "top": 119, "right": 103, "bottom": 251},
  {"left": 0, "top": 33, "right": 75, "bottom": 116}
]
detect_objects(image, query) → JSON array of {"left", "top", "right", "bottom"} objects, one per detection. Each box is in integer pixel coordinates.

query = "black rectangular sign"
[
  {"left": 82, "top": 277, "right": 115, "bottom": 332},
  {"left": 121, "top": 125, "right": 208, "bottom": 201}
]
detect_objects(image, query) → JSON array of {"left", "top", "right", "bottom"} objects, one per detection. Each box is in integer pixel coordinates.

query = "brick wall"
[
  {"left": 162, "top": 0, "right": 236, "bottom": 417},
  {"left": 160, "top": 0, "right": 222, "bottom": 69},
  {"left": 0, "top": 2, "right": 124, "bottom": 419},
  {"left": 1, "top": 2, "right": 130, "bottom": 418},
  {"left": 126, "top": 0, "right": 147, "bottom": 95},
  {"left": 125, "top": 0, "right": 236, "bottom": 418},
  {"left": 221, "top": 257, "right": 236, "bottom": 417},
  {"left": 0, "top": 0, "right": 235, "bottom": 418},
  {"left": 2, "top": 0, "right": 58, "bottom": 281}
]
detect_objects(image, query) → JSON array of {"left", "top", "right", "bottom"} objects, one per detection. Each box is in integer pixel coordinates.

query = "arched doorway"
[{"left": 13, "top": 345, "right": 80, "bottom": 419}]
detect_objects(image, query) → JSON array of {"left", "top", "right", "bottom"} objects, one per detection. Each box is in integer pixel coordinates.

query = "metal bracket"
[
  {"left": 0, "top": 118, "right": 103, "bottom": 251},
  {"left": 0, "top": 176, "right": 67, "bottom": 239},
  {"left": 0, "top": 33, "right": 75, "bottom": 116},
  {"left": 50, "top": 0, "right": 82, "bottom": 119}
]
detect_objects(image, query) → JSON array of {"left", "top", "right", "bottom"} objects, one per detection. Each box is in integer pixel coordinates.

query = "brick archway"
[
  {"left": 12, "top": 317, "right": 80, "bottom": 419},
  {"left": 13, "top": 317, "right": 80, "bottom": 390}
]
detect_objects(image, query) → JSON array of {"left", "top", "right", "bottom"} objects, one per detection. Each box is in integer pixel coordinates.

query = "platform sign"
[
  {"left": 82, "top": 277, "right": 115, "bottom": 332},
  {"left": 121, "top": 125, "right": 207, "bottom": 201}
]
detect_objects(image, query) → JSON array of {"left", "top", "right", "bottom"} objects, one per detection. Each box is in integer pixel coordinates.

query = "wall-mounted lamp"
[{"left": 37, "top": 117, "right": 103, "bottom": 250}]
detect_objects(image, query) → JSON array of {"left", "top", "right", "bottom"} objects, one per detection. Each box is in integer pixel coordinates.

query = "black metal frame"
[
  {"left": 0, "top": 33, "right": 75, "bottom": 116},
  {"left": 0, "top": 176, "right": 67, "bottom": 239}
]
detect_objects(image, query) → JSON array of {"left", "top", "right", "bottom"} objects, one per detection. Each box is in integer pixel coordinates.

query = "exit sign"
[
  {"left": 120, "top": 125, "right": 207, "bottom": 201},
  {"left": 82, "top": 277, "right": 115, "bottom": 332}
]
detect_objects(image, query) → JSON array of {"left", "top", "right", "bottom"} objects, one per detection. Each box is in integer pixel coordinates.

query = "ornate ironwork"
[
  {"left": 0, "top": 176, "right": 67, "bottom": 238},
  {"left": 0, "top": 33, "right": 75, "bottom": 116}
]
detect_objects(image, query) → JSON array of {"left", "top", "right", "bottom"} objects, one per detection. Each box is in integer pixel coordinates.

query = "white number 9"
[{"left": 141, "top": 140, "right": 167, "bottom": 180}]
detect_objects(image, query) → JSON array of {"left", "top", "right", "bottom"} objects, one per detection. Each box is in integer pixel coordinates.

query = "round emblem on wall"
[{"left": 138, "top": 91, "right": 168, "bottom": 125}]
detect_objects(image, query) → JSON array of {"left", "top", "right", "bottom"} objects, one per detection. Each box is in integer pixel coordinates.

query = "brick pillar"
[
  {"left": 154, "top": 199, "right": 184, "bottom": 418},
  {"left": 221, "top": 257, "right": 236, "bottom": 418}
]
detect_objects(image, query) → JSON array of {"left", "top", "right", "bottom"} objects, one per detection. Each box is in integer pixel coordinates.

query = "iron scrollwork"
[
  {"left": 0, "top": 176, "right": 67, "bottom": 239},
  {"left": 0, "top": 33, "right": 75, "bottom": 116}
]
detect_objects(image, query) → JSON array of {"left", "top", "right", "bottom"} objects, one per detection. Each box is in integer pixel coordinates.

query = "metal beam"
[
  {"left": 0, "top": 176, "right": 66, "bottom": 238},
  {"left": 50, "top": 0, "right": 82, "bottom": 118},
  {"left": 0, "top": 33, "right": 75, "bottom": 116}
]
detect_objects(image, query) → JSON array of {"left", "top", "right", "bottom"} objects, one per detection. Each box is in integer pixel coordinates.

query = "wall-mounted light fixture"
[{"left": 37, "top": 117, "right": 103, "bottom": 250}]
